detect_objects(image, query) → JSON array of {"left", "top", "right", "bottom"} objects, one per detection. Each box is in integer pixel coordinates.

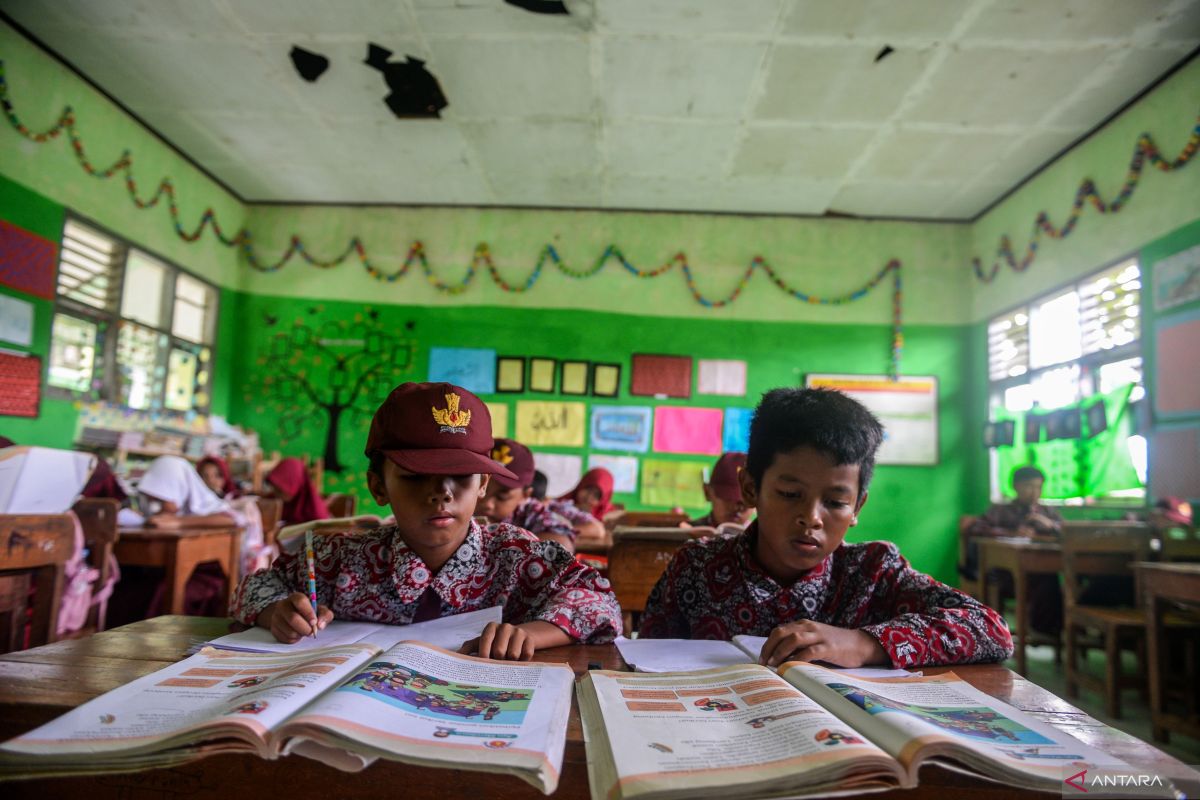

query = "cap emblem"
[
  {"left": 492, "top": 444, "right": 514, "bottom": 465},
  {"left": 432, "top": 392, "right": 471, "bottom": 434}
]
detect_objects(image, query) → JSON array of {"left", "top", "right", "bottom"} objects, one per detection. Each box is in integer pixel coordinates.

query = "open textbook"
[
  {"left": 579, "top": 661, "right": 1145, "bottom": 800},
  {"left": 0, "top": 640, "right": 574, "bottom": 794}
]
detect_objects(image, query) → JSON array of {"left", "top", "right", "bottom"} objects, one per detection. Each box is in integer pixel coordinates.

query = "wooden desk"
[
  {"left": 0, "top": 616, "right": 1192, "bottom": 799},
  {"left": 114, "top": 526, "right": 241, "bottom": 616},
  {"left": 1136, "top": 562, "right": 1200, "bottom": 743},
  {"left": 977, "top": 536, "right": 1062, "bottom": 677}
]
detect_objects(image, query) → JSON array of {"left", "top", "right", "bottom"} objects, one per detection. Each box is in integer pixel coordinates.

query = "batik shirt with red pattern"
[
  {"left": 546, "top": 499, "right": 598, "bottom": 528},
  {"left": 639, "top": 523, "right": 1012, "bottom": 667},
  {"left": 509, "top": 499, "right": 577, "bottom": 542},
  {"left": 230, "top": 519, "right": 622, "bottom": 642}
]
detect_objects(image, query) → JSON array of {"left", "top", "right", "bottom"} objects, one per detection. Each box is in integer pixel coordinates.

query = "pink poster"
[{"left": 652, "top": 407, "right": 723, "bottom": 455}]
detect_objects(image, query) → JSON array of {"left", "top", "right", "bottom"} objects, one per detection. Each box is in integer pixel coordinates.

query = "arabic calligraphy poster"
[
  {"left": 652, "top": 406, "right": 723, "bottom": 455},
  {"left": 590, "top": 405, "right": 652, "bottom": 452},
  {"left": 587, "top": 454, "right": 638, "bottom": 493},
  {"left": 515, "top": 401, "right": 587, "bottom": 446},
  {"left": 533, "top": 452, "right": 583, "bottom": 497},
  {"left": 640, "top": 458, "right": 708, "bottom": 508},
  {"left": 427, "top": 347, "right": 496, "bottom": 394}
]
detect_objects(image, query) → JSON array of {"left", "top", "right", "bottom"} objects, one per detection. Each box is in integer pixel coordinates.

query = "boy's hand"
[
  {"left": 459, "top": 621, "right": 571, "bottom": 661},
  {"left": 759, "top": 620, "right": 887, "bottom": 668},
  {"left": 258, "top": 593, "right": 333, "bottom": 643}
]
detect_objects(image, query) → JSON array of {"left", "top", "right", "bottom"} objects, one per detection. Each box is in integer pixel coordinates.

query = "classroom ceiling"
[{"left": 4, "top": 0, "right": 1199, "bottom": 219}]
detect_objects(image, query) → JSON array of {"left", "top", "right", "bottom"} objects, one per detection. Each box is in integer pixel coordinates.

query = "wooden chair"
[
  {"left": 67, "top": 498, "right": 120, "bottom": 636},
  {"left": 607, "top": 528, "right": 693, "bottom": 634},
  {"left": 958, "top": 514, "right": 982, "bottom": 600},
  {"left": 254, "top": 497, "right": 283, "bottom": 551},
  {"left": 0, "top": 514, "right": 76, "bottom": 653},
  {"left": 1062, "top": 524, "right": 1152, "bottom": 718},
  {"left": 608, "top": 510, "right": 689, "bottom": 529},
  {"left": 324, "top": 493, "right": 357, "bottom": 518}
]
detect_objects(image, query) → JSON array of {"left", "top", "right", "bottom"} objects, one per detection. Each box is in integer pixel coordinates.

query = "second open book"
[{"left": 580, "top": 660, "right": 1130, "bottom": 799}]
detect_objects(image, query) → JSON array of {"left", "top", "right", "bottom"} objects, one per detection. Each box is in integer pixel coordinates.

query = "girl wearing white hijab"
[{"left": 137, "top": 455, "right": 236, "bottom": 529}]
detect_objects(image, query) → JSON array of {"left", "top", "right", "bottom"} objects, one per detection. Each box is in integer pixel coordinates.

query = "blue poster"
[
  {"left": 722, "top": 407, "right": 753, "bottom": 452},
  {"left": 427, "top": 347, "right": 497, "bottom": 394},
  {"left": 590, "top": 405, "right": 652, "bottom": 452}
]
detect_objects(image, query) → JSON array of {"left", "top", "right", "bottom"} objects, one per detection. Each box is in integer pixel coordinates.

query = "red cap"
[
  {"left": 708, "top": 452, "right": 746, "bottom": 503},
  {"left": 489, "top": 438, "right": 535, "bottom": 490},
  {"left": 365, "top": 382, "right": 517, "bottom": 480},
  {"left": 1156, "top": 497, "right": 1194, "bottom": 526}
]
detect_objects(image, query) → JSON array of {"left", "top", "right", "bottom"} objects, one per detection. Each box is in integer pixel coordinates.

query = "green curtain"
[{"left": 994, "top": 383, "right": 1140, "bottom": 500}]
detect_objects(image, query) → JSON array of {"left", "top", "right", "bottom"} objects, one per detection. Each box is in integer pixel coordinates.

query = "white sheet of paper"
[
  {"left": 0, "top": 446, "right": 96, "bottom": 513},
  {"left": 697, "top": 359, "right": 747, "bottom": 396},
  {"left": 616, "top": 637, "right": 752, "bottom": 672},
  {"left": 0, "top": 294, "right": 33, "bottom": 347},
  {"left": 207, "top": 606, "right": 503, "bottom": 654},
  {"left": 533, "top": 452, "right": 583, "bottom": 497},
  {"left": 587, "top": 454, "right": 638, "bottom": 493}
]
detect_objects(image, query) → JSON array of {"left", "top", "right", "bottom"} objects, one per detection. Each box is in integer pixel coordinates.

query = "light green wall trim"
[
  {"left": 969, "top": 57, "right": 1200, "bottom": 322},
  {"left": 0, "top": 21, "right": 244, "bottom": 289},
  {"left": 240, "top": 205, "right": 973, "bottom": 325}
]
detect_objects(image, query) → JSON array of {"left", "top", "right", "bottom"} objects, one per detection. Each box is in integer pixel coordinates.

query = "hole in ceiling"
[
  {"left": 364, "top": 43, "right": 448, "bottom": 119},
  {"left": 289, "top": 46, "right": 330, "bottom": 82},
  {"left": 874, "top": 45, "right": 895, "bottom": 63}
]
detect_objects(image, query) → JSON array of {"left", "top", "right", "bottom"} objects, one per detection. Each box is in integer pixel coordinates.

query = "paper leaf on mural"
[
  {"left": 428, "top": 347, "right": 496, "bottom": 394},
  {"left": 0, "top": 352, "right": 41, "bottom": 417},
  {"left": 0, "top": 220, "right": 57, "bottom": 300},
  {"left": 592, "top": 363, "right": 621, "bottom": 397},
  {"left": 640, "top": 458, "right": 708, "bottom": 509},
  {"left": 630, "top": 354, "right": 691, "bottom": 398},
  {"left": 653, "top": 406, "right": 723, "bottom": 455},
  {"left": 496, "top": 356, "right": 525, "bottom": 393},
  {"left": 697, "top": 359, "right": 746, "bottom": 396},
  {"left": 529, "top": 358, "right": 556, "bottom": 393},
  {"left": 722, "top": 407, "right": 753, "bottom": 453},
  {"left": 589, "top": 405, "right": 652, "bottom": 452},
  {"left": 561, "top": 361, "right": 589, "bottom": 396},
  {"left": 515, "top": 401, "right": 586, "bottom": 447},
  {"left": 486, "top": 401, "right": 510, "bottom": 439},
  {"left": 0, "top": 294, "right": 34, "bottom": 347},
  {"left": 587, "top": 454, "right": 639, "bottom": 494},
  {"left": 534, "top": 452, "right": 583, "bottom": 497}
]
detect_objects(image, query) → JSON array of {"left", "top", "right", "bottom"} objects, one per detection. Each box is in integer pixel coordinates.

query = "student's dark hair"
[
  {"left": 368, "top": 451, "right": 386, "bottom": 480},
  {"left": 531, "top": 470, "right": 548, "bottom": 500},
  {"left": 1012, "top": 465, "right": 1045, "bottom": 485},
  {"left": 746, "top": 387, "right": 884, "bottom": 499}
]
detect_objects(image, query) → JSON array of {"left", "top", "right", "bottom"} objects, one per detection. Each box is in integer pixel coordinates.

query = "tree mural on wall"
[{"left": 254, "top": 307, "right": 416, "bottom": 472}]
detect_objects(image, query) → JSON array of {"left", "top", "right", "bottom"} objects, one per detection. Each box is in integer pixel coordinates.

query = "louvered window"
[
  {"left": 47, "top": 216, "right": 218, "bottom": 412},
  {"left": 987, "top": 308, "right": 1029, "bottom": 380},
  {"left": 1080, "top": 259, "right": 1140, "bottom": 355}
]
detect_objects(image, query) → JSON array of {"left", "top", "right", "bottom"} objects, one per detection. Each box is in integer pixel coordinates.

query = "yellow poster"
[
  {"left": 516, "top": 401, "right": 586, "bottom": 447},
  {"left": 486, "top": 402, "right": 509, "bottom": 438}
]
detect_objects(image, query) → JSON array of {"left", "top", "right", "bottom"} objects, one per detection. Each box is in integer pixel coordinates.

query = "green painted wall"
[{"left": 228, "top": 293, "right": 971, "bottom": 583}]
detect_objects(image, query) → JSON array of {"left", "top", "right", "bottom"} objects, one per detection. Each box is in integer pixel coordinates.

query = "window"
[
  {"left": 985, "top": 258, "right": 1143, "bottom": 502},
  {"left": 47, "top": 217, "right": 218, "bottom": 413}
]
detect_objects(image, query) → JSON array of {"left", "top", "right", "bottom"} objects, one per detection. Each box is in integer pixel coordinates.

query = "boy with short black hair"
[
  {"left": 476, "top": 438, "right": 577, "bottom": 553},
  {"left": 232, "top": 382, "right": 621, "bottom": 660},
  {"left": 640, "top": 387, "right": 1012, "bottom": 669}
]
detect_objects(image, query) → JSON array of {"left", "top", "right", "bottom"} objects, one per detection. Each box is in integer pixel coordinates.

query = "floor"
[{"left": 1012, "top": 640, "right": 1200, "bottom": 764}]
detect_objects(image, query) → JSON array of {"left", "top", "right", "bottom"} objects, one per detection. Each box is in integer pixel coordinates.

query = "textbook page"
[
  {"left": 579, "top": 664, "right": 904, "bottom": 800},
  {"left": 282, "top": 641, "right": 574, "bottom": 795},
  {"left": 779, "top": 662, "right": 1127, "bottom": 790},
  {"left": 207, "top": 605, "right": 503, "bottom": 653},
  {"left": 0, "top": 644, "right": 379, "bottom": 766}
]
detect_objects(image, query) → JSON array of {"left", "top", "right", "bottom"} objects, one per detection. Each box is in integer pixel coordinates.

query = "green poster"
[{"left": 640, "top": 458, "right": 709, "bottom": 509}]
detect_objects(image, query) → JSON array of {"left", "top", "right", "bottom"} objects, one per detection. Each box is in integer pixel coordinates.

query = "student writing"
[
  {"left": 639, "top": 387, "right": 1013, "bottom": 669},
  {"left": 231, "top": 382, "right": 622, "bottom": 660}
]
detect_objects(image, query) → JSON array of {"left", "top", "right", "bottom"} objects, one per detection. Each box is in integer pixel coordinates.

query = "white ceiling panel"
[{"left": 2, "top": 0, "right": 1193, "bottom": 218}]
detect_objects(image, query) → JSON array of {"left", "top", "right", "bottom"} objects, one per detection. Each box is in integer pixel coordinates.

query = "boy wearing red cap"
[
  {"left": 231, "top": 383, "right": 622, "bottom": 659},
  {"left": 475, "top": 438, "right": 577, "bottom": 553},
  {"left": 686, "top": 451, "right": 754, "bottom": 529}
]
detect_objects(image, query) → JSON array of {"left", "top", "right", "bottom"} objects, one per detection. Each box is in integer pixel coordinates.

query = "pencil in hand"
[{"left": 305, "top": 529, "right": 319, "bottom": 639}]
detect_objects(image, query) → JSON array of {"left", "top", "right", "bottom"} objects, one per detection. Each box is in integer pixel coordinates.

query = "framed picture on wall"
[
  {"left": 560, "top": 361, "right": 590, "bottom": 396},
  {"left": 805, "top": 374, "right": 939, "bottom": 465},
  {"left": 592, "top": 363, "right": 621, "bottom": 397},
  {"left": 496, "top": 356, "right": 525, "bottom": 393},
  {"left": 529, "top": 357, "right": 557, "bottom": 393}
]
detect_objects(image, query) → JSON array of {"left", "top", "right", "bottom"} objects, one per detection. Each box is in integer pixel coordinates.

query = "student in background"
[
  {"left": 640, "top": 387, "right": 1012, "bottom": 668},
  {"left": 265, "top": 457, "right": 330, "bottom": 527},
  {"left": 137, "top": 455, "right": 239, "bottom": 529},
  {"left": 686, "top": 451, "right": 753, "bottom": 529},
  {"left": 197, "top": 456, "right": 240, "bottom": 499},
  {"left": 553, "top": 467, "right": 616, "bottom": 548},
  {"left": 232, "top": 382, "right": 621, "bottom": 659},
  {"left": 476, "top": 438, "right": 576, "bottom": 553},
  {"left": 531, "top": 470, "right": 548, "bottom": 501},
  {"left": 81, "top": 457, "right": 128, "bottom": 503}
]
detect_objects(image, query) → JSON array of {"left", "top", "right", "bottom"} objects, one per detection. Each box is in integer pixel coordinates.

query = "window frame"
[
  {"left": 46, "top": 213, "right": 220, "bottom": 414},
  {"left": 985, "top": 252, "right": 1144, "bottom": 506}
]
